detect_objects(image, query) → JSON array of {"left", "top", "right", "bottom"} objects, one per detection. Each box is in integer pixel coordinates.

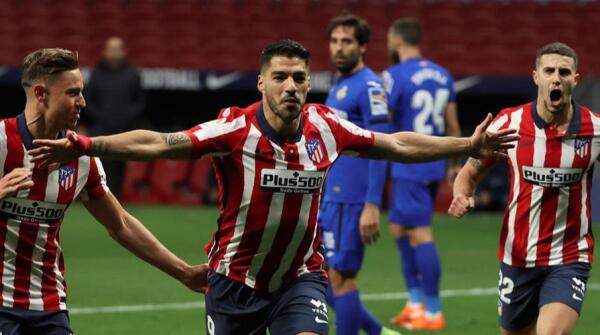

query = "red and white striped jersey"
[
  {"left": 187, "top": 102, "right": 374, "bottom": 292},
  {"left": 483, "top": 102, "right": 600, "bottom": 267},
  {"left": 0, "top": 114, "right": 108, "bottom": 311}
]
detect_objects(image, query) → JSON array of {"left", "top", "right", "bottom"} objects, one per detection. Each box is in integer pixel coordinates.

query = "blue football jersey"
[
  {"left": 383, "top": 57, "right": 456, "bottom": 181},
  {"left": 323, "top": 67, "right": 389, "bottom": 205}
]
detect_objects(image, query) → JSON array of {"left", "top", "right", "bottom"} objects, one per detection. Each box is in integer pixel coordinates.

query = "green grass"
[{"left": 59, "top": 205, "right": 599, "bottom": 334}]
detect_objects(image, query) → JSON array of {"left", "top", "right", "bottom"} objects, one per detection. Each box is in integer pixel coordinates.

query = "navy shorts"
[
  {"left": 205, "top": 272, "right": 329, "bottom": 335},
  {"left": 318, "top": 202, "right": 365, "bottom": 273},
  {"left": 498, "top": 262, "right": 590, "bottom": 331},
  {"left": 389, "top": 179, "right": 439, "bottom": 227},
  {"left": 0, "top": 307, "right": 72, "bottom": 335}
]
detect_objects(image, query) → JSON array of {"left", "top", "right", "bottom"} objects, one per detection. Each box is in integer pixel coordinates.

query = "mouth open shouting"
[{"left": 549, "top": 88, "right": 562, "bottom": 106}]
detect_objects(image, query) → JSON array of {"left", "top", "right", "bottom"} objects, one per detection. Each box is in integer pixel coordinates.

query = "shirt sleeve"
[
  {"left": 447, "top": 72, "right": 457, "bottom": 103},
  {"left": 358, "top": 80, "right": 390, "bottom": 207},
  {"left": 360, "top": 81, "right": 390, "bottom": 126},
  {"left": 182, "top": 111, "right": 247, "bottom": 159},
  {"left": 320, "top": 106, "right": 375, "bottom": 156},
  {"left": 382, "top": 70, "right": 402, "bottom": 116},
  {"left": 80, "top": 157, "right": 109, "bottom": 200},
  {"left": 365, "top": 156, "right": 388, "bottom": 207}
]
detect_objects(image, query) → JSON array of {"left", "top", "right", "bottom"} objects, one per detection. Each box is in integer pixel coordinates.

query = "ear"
[
  {"left": 307, "top": 75, "right": 311, "bottom": 92},
  {"left": 32, "top": 84, "right": 46, "bottom": 103},
  {"left": 257, "top": 74, "right": 265, "bottom": 94},
  {"left": 359, "top": 44, "right": 367, "bottom": 56},
  {"left": 532, "top": 69, "right": 538, "bottom": 86},
  {"left": 574, "top": 72, "right": 580, "bottom": 86}
]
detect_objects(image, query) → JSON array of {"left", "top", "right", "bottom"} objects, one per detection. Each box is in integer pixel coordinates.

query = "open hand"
[
  {"left": 0, "top": 168, "right": 34, "bottom": 200},
  {"left": 29, "top": 131, "right": 85, "bottom": 166},
  {"left": 468, "top": 114, "right": 519, "bottom": 160}
]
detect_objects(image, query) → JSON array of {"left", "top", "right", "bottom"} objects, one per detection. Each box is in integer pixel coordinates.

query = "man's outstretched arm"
[
  {"left": 363, "top": 114, "right": 517, "bottom": 163},
  {"left": 30, "top": 130, "right": 194, "bottom": 163}
]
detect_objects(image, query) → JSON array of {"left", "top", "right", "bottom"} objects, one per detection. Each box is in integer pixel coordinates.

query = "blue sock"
[
  {"left": 396, "top": 237, "right": 423, "bottom": 304},
  {"left": 414, "top": 242, "right": 442, "bottom": 314},
  {"left": 359, "top": 302, "right": 382, "bottom": 335},
  {"left": 334, "top": 290, "right": 361, "bottom": 335},
  {"left": 326, "top": 284, "right": 335, "bottom": 309}
]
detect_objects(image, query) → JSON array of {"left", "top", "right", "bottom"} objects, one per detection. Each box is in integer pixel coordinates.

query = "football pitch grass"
[{"left": 60, "top": 204, "right": 599, "bottom": 334}]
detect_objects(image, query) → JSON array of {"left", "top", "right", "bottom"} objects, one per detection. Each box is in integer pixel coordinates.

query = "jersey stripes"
[
  {"left": 486, "top": 103, "right": 599, "bottom": 267},
  {"left": 191, "top": 103, "right": 373, "bottom": 292},
  {"left": 0, "top": 115, "right": 108, "bottom": 311}
]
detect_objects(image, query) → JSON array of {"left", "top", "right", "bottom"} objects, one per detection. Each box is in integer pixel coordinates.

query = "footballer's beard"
[
  {"left": 336, "top": 57, "right": 360, "bottom": 76},
  {"left": 267, "top": 94, "right": 302, "bottom": 124},
  {"left": 391, "top": 50, "right": 400, "bottom": 64}
]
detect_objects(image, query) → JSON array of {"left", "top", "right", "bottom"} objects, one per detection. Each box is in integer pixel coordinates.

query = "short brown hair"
[
  {"left": 259, "top": 39, "right": 311, "bottom": 73},
  {"left": 535, "top": 42, "right": 578, "bottom": 70},
  {"left": 327, "top": 13, "right": 370, "bottom": 46},
  {"left": 21, "top": 48, "right": 79, "bottom": 88},
  {"left": 389, "top": 17, "right": 421, "bottom": 46}
]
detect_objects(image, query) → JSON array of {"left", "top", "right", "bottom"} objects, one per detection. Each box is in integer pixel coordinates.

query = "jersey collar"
[
  {"left": 531, "top": 100, "right": 581, "bottom": 135},
  {"left": 256, "top": 103, "right": 304, "bottom": 145},
  {"left": 335, "top": 66, "right": 367, "bottom": 82},
  {"left": 17, "top": 113, "right": 66, "bottom": 150}
]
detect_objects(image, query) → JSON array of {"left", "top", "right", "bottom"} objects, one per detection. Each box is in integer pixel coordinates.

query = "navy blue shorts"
[
  {"left": 389, "top": 179, "right": 439, "bottom": 227},
  {"left": 318, "top": 202, "right": 365, "bottom": 273},
  {"left": 205, "top": 272, "right": 329, "bottom": 335},
  {"left": 498, "top": 262, "right": 590, "bottom": 331},
  {"left": 0, "top": 307, "right": 72, "bottom": 335}
]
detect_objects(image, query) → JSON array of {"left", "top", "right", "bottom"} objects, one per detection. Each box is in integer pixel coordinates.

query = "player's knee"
[
  {"left": 329, "top": 269, "right": 357, "bottom": 293},
  {"left": 389, "top": 223, "right": 406, "bottom": 239},
  {"left": 537, "top": 303, "right": 578, "bottom": 335},
  {"left": 407, "top": 227, "right": 433, "bottom": 246}
]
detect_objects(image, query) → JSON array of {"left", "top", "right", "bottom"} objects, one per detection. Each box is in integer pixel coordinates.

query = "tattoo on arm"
[
  {"left": 90, "top": 141, "right": 109, "bottom": 155},
  {"left": 160, "top": 133, "right": 190, "bottom": 146},
  {"left": 468, "top": 157, "right": 486, "bottom": 172}
]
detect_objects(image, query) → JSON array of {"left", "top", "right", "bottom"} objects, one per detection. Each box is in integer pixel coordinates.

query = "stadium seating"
[
  {"left": 3, "top": 0, "right": 598, "bottom": 207},
  {"left": 121, "top": 159, "right": 212, "bottom": 205},
  {"left": 0, "top": 0, "right": 598, "bottom": 75},
  {"left": 121, "top": 161, "right": 154, "bottom": 203}
]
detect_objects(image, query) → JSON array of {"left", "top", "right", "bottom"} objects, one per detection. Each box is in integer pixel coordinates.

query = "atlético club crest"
[
  {"left": 59, "top": 166, "right": 76, "bottom": 190},
  {"left": 305, "top": 139, "right": 324, "bottom": 164},
  {"left": 574, "top": 137, "right": 591, "bottom": 159}
]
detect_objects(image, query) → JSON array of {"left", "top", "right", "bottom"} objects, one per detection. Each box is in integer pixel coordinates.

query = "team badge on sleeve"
[
  {"left": 368, "top": 86, "right": 388, "bottom": 116},
  {"left": 306, "top": 139, "right": 324, "bottom": 164},
  {"left": 382, "top": 71, "right": 394, "bottom": 94},
  {"left": 59, "top": 166, "right": 76, "bottom": 190}
]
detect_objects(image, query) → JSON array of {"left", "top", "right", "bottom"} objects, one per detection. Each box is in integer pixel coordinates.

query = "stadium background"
[{"left": 0, "top": 0, "right": 599, "bottom": 334}]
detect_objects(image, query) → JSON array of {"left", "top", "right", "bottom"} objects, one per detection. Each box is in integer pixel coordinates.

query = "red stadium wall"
[{"left": 1, "top": 0, "right": 599, "bottom": 76}]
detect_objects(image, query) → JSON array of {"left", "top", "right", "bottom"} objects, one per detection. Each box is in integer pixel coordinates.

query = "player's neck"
[
  {"left": 24, "top": 105, "right": 61, "bottom": 140},
  {"left": 338, "top": 59, "right": 365, "bottom": 76},
  {"left": 399, "top": 47, "right": 421, "bottom": 62},
  {"left": 263, "top": 105, "right": 301, "bottom": 140},
  {"left": 536, "top": 100, "right": 573, "bottom": 132}
]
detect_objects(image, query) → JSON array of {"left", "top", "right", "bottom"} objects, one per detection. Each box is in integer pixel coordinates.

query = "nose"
[
  {"left": 330, "top": 39, "right": 342, "bottom": 53},
  {"left": 77, "top": 93, "right": 86, "bottom": 109},
  {"left": 550, "top": 70, "right": 561, "bottom": 84},
  {"left": 283, "top": 77, "right": 297, "bottom": 93}
]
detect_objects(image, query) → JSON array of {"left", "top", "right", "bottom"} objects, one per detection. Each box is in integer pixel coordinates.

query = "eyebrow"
[
  {"left": 65, "top": 86, "right": 82, "bottom": 93},
  {"left": 271, "top": 71, "right": 307, "bottom": 76},
  {"left": 543, "top": 66, "right": 572, "bottom": 70}
]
